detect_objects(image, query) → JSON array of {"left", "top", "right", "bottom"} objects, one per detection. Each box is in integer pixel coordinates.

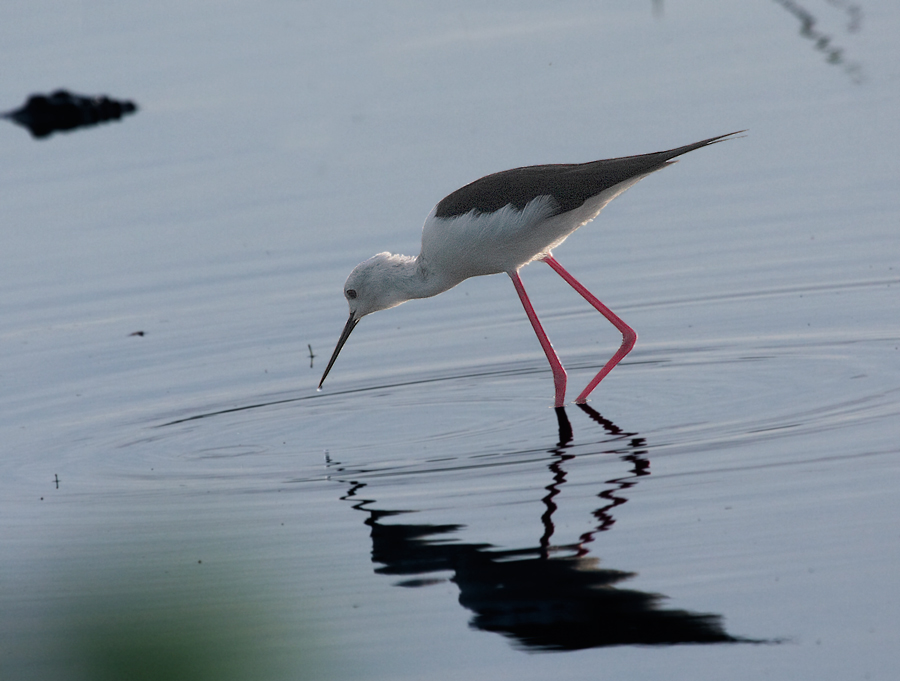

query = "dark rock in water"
[{"left": 3, "top": 89, "right": 138, "bottom": 138}]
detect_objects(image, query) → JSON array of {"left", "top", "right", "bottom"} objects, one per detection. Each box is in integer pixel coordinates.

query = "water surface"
[{"left": 2, "top": 2, "right": 899, "bottom": 679}]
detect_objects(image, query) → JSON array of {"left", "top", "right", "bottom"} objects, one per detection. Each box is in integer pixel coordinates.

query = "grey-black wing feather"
[{"left": 434, "top": 132, "right": 741, "bottom": 219}]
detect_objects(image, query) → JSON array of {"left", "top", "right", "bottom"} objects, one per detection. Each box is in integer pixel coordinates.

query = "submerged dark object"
[{"left": 3, "top": 89, "right": 138, "bottom": 138}]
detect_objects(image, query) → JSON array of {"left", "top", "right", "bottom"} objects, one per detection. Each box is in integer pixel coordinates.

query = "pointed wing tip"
[
  {"left": 710, "top": 130, "right": 748, "bottom": 143},
  {"left": 669, "top": 130, "right": 747, "bottom": 162}
]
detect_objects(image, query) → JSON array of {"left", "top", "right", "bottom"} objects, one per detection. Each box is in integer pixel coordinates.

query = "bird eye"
[{"left": 346, "top": 289, "right": 357, "bottom": 299}]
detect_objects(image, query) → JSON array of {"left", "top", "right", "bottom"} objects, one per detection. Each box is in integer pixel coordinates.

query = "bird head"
[
  {"left": 318, "top": 252, "right": 416, "bottom": 389},
  {"left": 342, "top": 252, "right": 417, "bottom": 317}
]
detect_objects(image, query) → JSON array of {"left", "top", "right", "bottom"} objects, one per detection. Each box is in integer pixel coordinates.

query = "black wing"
[{"left": 434, "top": 132, "right": 742, "bottom": 219}]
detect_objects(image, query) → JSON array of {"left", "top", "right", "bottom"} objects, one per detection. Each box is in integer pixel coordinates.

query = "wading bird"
[{"left": 319, "top": 132, "right": 741, "bottom": 406}]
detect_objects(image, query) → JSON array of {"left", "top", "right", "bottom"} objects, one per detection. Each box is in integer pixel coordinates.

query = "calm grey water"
[{"left": 2, "top": 2, "right": 899, "bottom": 679}]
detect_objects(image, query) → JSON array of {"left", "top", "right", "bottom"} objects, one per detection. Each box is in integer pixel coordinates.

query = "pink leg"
[
  {"left": 509, "top": 270, "right": 567, "bottom": 408},
  {"left": 542, "top": 255, "right": 637, "bottom": 404}
]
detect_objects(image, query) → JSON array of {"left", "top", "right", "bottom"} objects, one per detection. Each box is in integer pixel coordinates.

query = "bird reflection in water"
[{"left": 327, "top": 408, "right": 766, "bottom": 650}]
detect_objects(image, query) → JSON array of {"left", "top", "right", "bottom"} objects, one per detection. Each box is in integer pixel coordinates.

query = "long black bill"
[{"left": 318, "top": 313, "right": 359, "bottom": 389}]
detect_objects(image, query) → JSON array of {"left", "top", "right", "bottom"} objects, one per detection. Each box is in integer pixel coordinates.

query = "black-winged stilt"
[{"left": 319, "top": 132, "right": 741, "bottom": 406}]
